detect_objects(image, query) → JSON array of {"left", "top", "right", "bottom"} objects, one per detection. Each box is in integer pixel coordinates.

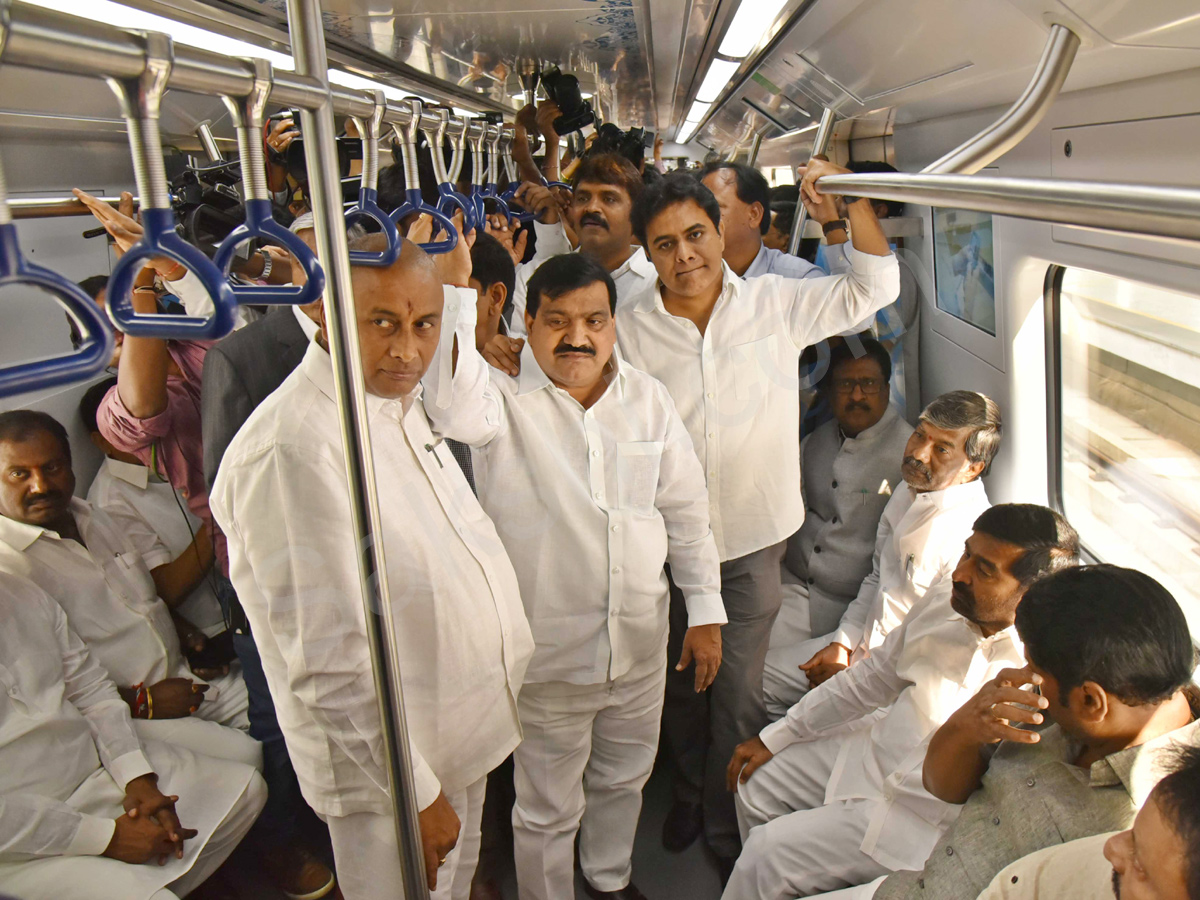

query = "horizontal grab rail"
[{"left": 815, "top": 172, "right": 1200, "bottom": 244}]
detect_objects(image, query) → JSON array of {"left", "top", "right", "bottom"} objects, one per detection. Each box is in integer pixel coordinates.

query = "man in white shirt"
[
  {"left": 723, "top": 504, "right": 1080, "bottom": 899},
  {"left": 499, "top": 155, "right": 657, "bottom": 342},
  {"left": 0, "top": 411, "right": 257, "bottom": 771},
  {"left": 618, "top": 163, "right": 901, "bottom": 866},
  {"left": 426, "top": 253, "right": 725, "bottom": 900},
  {"left": 700, "top": 162, "right": 833, "bottom": 280},
  {"left": 211, "top": 230, "right": 535, "bottom": 900},
  {"left": 0, "top": 571, "right": 266, "bottom": 900},
  {"left": 765, "top": 390, "right": 1000, "bottom": 716}
]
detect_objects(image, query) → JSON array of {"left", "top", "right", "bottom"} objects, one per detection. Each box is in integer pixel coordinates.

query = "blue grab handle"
[
  {"left": 345, "top": 187, "right": 401, "bottom": 266},
  {"left": 500, "top": 183, "right": 535, "bottom": 224},
  {"left": 107, "top": 208, "right": 238, "bottom": 339},
  {"left": 213, "top": 200, "right": 326, "bottom": 306},
  {"left": 0, "top": 223, "right": 115, "bottom": 397},
  {"left": 436, "top": 183, "right": 477, "bottom": 234},
  {"left": 391, "top": 188, "right": 460, "bottom": 256},
  {"left": 482, "top": 183, "right": 512, "bottom": 221}
]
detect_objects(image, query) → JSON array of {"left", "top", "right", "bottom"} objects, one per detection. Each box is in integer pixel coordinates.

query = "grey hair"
[{"left": 919, "top": 390, "right": 1003, "bottom": 475}]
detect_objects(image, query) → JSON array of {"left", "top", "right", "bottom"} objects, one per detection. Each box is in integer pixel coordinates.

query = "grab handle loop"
[
  {"left": 388, "top": 98, "right": 459, "bottom": 255},
  {"left": 214, "top": 58, "right": 325, "bottom": 304},
  {"left": 345, "top": 90, "right": 400, "bottom": 266},
  {"left": 106, "top": 32, "right": 238, "bottom": 338},
  {"left": 418, "top": 106, "right": 477, "bottom": 233}
]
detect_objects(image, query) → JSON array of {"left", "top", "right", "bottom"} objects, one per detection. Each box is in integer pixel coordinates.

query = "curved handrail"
[
  {"left": 418, "top": 106, "right": 477, "bottom": 233},
  {"left": 481, "top": 124, "right": 512, "bottom": 221},
  {"left": 498, "top": 125, "right": 534, "bottom": 223},
  {"left": 345, "top": 89, "right": 400, "bottom": 266},
  {"left": 105, "top": 32, "right": 238, "bottom": 338},
  {"left": 214, "top": 57, "right": 325, "bottom": 304},
  {"left": 0, "top": 156, "right": 114, "bottom": 397},
  {"left": 389, "top": 98, "right": 459, "bottom": 255}
]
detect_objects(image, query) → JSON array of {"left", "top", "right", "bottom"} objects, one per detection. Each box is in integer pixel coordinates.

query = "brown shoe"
[{"left": 261, "top": 844, "right": 337, "bottom": 900}]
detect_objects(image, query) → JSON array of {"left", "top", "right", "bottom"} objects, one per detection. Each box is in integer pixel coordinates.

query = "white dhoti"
[
  {"left": 513, "top": 653, "right": 666, "bottom": 900},
  {"left": 0, "top": 739, "right": 266, "bottom": 900},
  {"left": 327, "top": 776, "right": 487, "bottom": 900},
  {"left": 762, "top": 634, "right": 827, "bottom": 720},
  {"left": 768, "top": 579, "right": 813, "bottom": 652},
  {"left": 725, "top": 733, "right": 889, "bottom": 900},
  {"left": 133, "top": 715, "right": 262, "bottom": 771},
  {"left": 194, "top": 666, "right": 251, "bottom": 732}
]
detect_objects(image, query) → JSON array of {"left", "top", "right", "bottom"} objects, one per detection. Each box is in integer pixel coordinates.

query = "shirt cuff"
[
  {"left": 108, "top": 750, "right": 154, "bottom": 790},
  {"left": 141, "top": 548, "right": 173, "bottom": 571},
  {"left": 760, "top": 718, "right": 800, "bottom": 755},
  {"left": 65, "top": 814, "right": 117, "bottom": 857},
  {"left": 164, "top": 270, "right": 215, "bottom": 319},
  {"left": 412, "top": 755, "right": 442, "bottom": 812},
  {"left": 684, "top": 592, "right": 728, "bottom": 628}
]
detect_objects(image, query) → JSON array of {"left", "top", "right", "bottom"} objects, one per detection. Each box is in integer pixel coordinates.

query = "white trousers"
[
  {"left": 194, "top": 666, "right": 252, "bottom": 732},
  {"left": 134, "top": 715, "right": 262, "bottom": 771},
  {"left": 513, "top": 654, "right": 666, "bottom": 900},
  {"left": 327, "top": 776, "right": 487, "bottom": 900},
  {"left": 768, "top": 580, "right": 813, "bottom": 651},
  {"left": 762, "top": 634, "right": 828, "bottom": 720},
  {"left": 725, "top": 733, "right": 889, "bottom": 900}
]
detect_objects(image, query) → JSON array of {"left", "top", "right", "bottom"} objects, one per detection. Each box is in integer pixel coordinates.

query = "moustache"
[
  {"left": 903, "top": 456, "right": 932, "bottom": 479},
  {"left": 579, "top": 213, "right": 608, "bottom": 230},
  {"left": 844, "top": 401, "right": 872, "bottom": 412},
  {"left": 555, "top": 343, "right": 595, "bottom": 356},
  {"left": 24, "top": 491, "right": 63, "bottom": 508}
]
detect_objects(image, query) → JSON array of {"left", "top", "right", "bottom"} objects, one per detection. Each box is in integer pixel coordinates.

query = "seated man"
[
  {"left": 724, "top": 504, "right": 1080, "bottom": 899},
  {"left": 766, "top": 338, "right": 910, "bottom": 664},
  {"left": 0, "top": 411, "right": 257, "bottom": 769},
  {"left": 765, "top": 390, "right": 998, "bottom": 716},
  {"left": 859, "top": 564, "right": 1200, "bottom": 900},
  {"left": 976, "top": 744, "right": 1200, "bottom": 900},
  {"left": 212, "top": 230, "right": 535, "bottom": 900},
  {"left": 0, "top": 571, "right": 265, "bottom": 900},
  {"left": 425, "top": 253, "right": 725, "bottom": 900}
]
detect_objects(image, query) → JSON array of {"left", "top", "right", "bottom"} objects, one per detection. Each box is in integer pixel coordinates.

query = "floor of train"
[{"left": 213, "top": 757, "right": 725, "bottom": 899}]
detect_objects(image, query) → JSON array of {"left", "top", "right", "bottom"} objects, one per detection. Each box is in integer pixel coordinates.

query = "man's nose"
[
  {"left": 391, "top": 333, "right": 420, "bottom": 362},
  {"left": 849, "top": 383, "right": 866, "bottom": 400},
  {"left": 27, "top": 470, "right": 50, "bottom": 495}
]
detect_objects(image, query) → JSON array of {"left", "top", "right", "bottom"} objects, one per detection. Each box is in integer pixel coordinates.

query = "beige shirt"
[{"left": 976, "top": 833, "right": 1116, "bottom": 900}]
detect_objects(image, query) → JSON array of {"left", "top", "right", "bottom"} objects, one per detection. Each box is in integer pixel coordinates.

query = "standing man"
[
  {"left": 427, "top": 254, "right": 724, "bottom": 900},
  {"left": 619, "top": 165, "right": 900, "bottom": 871},
  {"left": 765, "top": 390, "right": 998, "bottom": 715},
  {"left": 700, "top": 162, "right": 833, "bottom": 279},
  {"left": 212, "top": 230, "right": 534, "bottom": 900},
  {"left": 765, "top": 339, "right": 910, "bottom": 666}
]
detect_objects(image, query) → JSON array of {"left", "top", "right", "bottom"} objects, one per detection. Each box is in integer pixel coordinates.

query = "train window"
[
  {"left": 1049, "top": 265, "right": 1200, "bottom": 633},
  {"left": 932, "top": 208, "right": 996, "bottom": 335}
]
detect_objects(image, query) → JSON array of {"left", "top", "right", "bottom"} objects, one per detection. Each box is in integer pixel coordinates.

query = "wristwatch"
[
  {"left": 822, "top": 219, "right": 848, "bottom": 235},
  {"left": 257, "top": 248, "right": 273, "bottom": 281}
]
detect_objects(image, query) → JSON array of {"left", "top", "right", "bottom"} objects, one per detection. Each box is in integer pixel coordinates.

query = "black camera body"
[{"left": 541, "top": 66, "right": 595, "bottom": 135}]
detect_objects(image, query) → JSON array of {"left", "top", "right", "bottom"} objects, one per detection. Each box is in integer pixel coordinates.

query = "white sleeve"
[
  {"left": 770, "top": 248, "right": 900, "bottom": 350},
  {"left": 509, "top": 222, "right": 573, "bottom": 339}
]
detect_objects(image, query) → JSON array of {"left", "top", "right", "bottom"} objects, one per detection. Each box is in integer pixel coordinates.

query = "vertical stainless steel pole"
[
  {"left": 746, "top": 131, "right": 764, "bottom": 168},
  {"left": 283, "top": 0, "right": 430, "bottom": 897},
  {"left": 787, "top": 107, "right": 836, "bottom": 257}
]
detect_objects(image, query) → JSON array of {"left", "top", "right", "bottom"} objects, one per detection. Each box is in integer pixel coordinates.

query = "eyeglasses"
[{"left": 832, "top": 377, "right": 884, "bottom": 395}]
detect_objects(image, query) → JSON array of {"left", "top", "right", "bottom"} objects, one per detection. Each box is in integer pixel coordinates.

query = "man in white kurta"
[
  {"left": 211, "top": 234, "right": 534, "bottom": 900},
  {"left": 0, "top": 571, "right": 265, "bottom": 900},
  {"left": 723, "top": 505, "right": 1079, "bottom": 899},
  {"left": 425, "top": 253, "right": 725, "bottom": 900},
  {"left": 0, "top": 416, "right": 255, "bottom": 768},
  {"left": 764, "top": 390, "right": 999, "bottom": 717}
]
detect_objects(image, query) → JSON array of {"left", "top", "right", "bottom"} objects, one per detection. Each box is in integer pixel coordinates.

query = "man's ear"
[
  {"left": 748, "top": 201, "right": 765, "bottom": 231},
  {"left": 524, "top": 309, "right": 535, "bottom": 335},
  {"left": 1075, "top": 681, "right": 1110, "bottom": 724},
  {"left": 488, "top": 283, "right": 508, "bottom": 316},
  {"left": 963, "top": 459, "right": 986, "bottom": 483}
]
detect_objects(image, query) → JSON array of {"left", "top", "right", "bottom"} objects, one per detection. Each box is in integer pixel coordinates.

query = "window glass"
[
  {"left": 1056, "top": 267, "right": 1200, "bottom": 633},
  {"left": 933, "top": 208, "right": 996, "bottom": 335}
]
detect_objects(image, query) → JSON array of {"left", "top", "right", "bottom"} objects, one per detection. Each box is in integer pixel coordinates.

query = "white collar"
[
  {"left": 292, "top": 304, "right": 320, "bottom": 342},
  {"left": 103, "top": 457, "right": 150, "bottom": 490}
]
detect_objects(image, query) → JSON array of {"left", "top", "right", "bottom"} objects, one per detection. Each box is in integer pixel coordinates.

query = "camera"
[{"left": 540, "top": 66, "right": 595, "bottom": 135}]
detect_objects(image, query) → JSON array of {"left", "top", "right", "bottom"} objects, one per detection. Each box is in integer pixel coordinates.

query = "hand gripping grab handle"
[
  {"left": 106, "top": 32, "right": 238, "bottom": 338},
  {"left": 0, "top": 153, "right": 115, "bottom": 397},
  {"left": 419, "top": 106, "right": 477, "bottom": 234},
  {"left": 345, "top": 90, "right": 401, "bottom": 266},
  {"left": 389, "top": 98, "right": 459, "bottom": 255},
  {"left": 214, "top": 58, "right": 325, "bottom": 304}
]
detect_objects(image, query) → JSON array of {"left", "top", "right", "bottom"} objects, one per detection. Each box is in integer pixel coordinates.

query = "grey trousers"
[{"left": 662, "top": 539, "right": 787, "bottom": 858}]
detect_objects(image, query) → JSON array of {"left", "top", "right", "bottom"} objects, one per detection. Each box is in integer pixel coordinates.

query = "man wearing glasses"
[
  {"left": 763, "top": 338, "right": 912, "bottom": 717},
  {"left": 762, "top": 389, "right": 1000, "bottom": 714}
]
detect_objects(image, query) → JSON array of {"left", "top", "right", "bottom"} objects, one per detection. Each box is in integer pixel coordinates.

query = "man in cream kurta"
[
  {"left": 0, "top": 572, "right": 265, "bottom": 900},
  {"left": 426, "top": 254, "right": 725, "bottom": 900},
  {"left": 212, "top": 234, "right": 534, "bottom": 900}
]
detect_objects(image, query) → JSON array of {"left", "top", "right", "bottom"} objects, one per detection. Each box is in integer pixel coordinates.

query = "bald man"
[{"left": 211, "top": 232, "right": 534, "bottom": 900}]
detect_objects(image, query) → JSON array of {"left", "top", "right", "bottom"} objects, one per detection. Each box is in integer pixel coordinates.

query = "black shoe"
[
  {"left": 583, "top": 882, "right": 648, "bottom": 900},
  {"left": 661, "top": 800, "right": 704, "bottom": 853},
  {"left": 715, "top": 855, "right": 737, "bottom": 887}
]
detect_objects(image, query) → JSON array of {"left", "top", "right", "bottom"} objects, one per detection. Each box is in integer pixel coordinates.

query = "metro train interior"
[{"left": 1, "top": 0, "right": 1199, "bottom": 898}]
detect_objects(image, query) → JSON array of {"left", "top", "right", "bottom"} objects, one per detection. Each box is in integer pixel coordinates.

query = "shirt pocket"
[
  {"left": 103, "top": 551, "right": 161, "bottom": 613},
  {"left": 729, "top": 334, "right": 793, "bottom": 406},
  {"left": 616, "top": 441, "right": 663, "bottom": 513}
]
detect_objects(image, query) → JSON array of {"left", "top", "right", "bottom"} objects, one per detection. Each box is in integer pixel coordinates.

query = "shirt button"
[
  {"left": 1011, "top": 876, "right": 1019, "bottom": 885},
  {"left": 592, "top": 450, "right": 600, "bottom": 458},
  {"left": 946, "top": 847, "right": 954, "bottom": 857},
  {"left": 993, "top": 817, "right": 1000, "bottom": 826},
  {"left": 813, "top": 546, "right": 822, "bottom": 554},
  {"left": 595, "top": 491, "right": 603, "bottom": 500},
  {"left": 611, "top": 567, "right": 620, "bottom": 574},
  {"left": 708, "top": 432, "right": 715, "bottom": 439},
  {"left": 1027, "top": 778, "right": 1036, "bottom": 787},
  {"left": 709, "top": 471, "right": 716, "bottom": 478},
  {"left": 832, "top": 480, "right": 838, "bottom": 489},
  {"left": 611, "top": 524, "right": 620, "bottom": 533},
  {"left": 831, "top": 516, "right": 838, "bottom": 524},
  {"left": 917, "top": 879, "right": 925, "bottom": 890}
]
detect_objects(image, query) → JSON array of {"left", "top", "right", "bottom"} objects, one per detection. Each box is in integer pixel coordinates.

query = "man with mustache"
[
  {"left": 764, "top": 390, "right": 1000, "bottom": 717},
  {"left": 425, "top": 253, "right": 724, "bottom": 900},
  {"left": 763, "top": 338, "right": 913, "bottom": 718},
  {"left": 724, "top": 504, "right": 1080, "bottom": 899}
]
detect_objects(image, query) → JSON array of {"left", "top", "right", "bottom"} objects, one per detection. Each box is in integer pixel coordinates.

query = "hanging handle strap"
[
  {"left": 214, "top": 58, "right": 325, "bottom": 304},
  {"left": 0, "top": 153, "right": 115, "bottom": 397},
  {"left": 106, "top": 32, "right": 238, "bottom": 338},
  {"left": 481, "top": 124, "right": 512, "bottom": 220},
  {"left": 345, "top": 90, "right": 401, "bottom": 266},
  {"left": 419, "top": 106, "right": 477, "bottom": 233},
  {"left": 388, "top": 98, "right": 458, "bottom": 255},
  {"left": 499, "top": 125, "right": 535, "bottom": 223}
]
